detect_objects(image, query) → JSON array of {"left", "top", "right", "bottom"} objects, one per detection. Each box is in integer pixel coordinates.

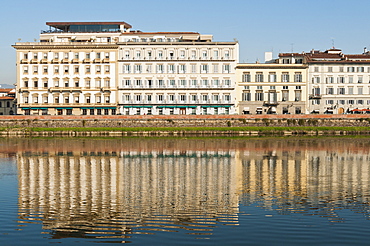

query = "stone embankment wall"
[{"left": 0, "top": 115, "right": 370, "bottom": 128}]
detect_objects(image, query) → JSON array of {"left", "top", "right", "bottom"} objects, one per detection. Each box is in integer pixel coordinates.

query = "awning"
[
  {"left": 256, "top": 107, "right": 263, "bottom": 111},
  {"left": 270, "top": 107, "right": 277, "bottom": 112},
  {"left": 55, "top": 107, "right": 73, "bottom": 109},
  {"left": 201, "top": 105, "right": 231, "bottom": 108},
  {"left": 243, "top": 107, "right": 250, "bottom": 111},
  {"left": 313, "top": 109, "right": 319, "bottom": 112}
]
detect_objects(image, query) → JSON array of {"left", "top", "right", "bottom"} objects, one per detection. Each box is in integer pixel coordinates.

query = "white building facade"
[{"left": 13, "top": 21, "right": 238, "bottom": 115}]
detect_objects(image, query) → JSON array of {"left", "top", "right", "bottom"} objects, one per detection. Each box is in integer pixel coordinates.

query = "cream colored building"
[
  {"left": 279, "top": 48, "right": 370, "bottom": 114},
  {"left": 236, "top": 62, "right": 308, "bottom": 115},
  {"left": 13, "top": 21, "right": 238, "bottom": 116}
]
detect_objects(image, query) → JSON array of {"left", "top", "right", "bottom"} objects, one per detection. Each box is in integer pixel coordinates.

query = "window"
[
  {"left": 64, "top": 66, "right": 69, "bottom": 73},
  {"left": 201, "top": 64, "right": 208, "bottom": 73},
  {"left": 224, "top": 79, "right": 231, "bottom": 86},
  {"left": 105, "top": 96, "right": 110, "bottom": 103},
  {"left": 105, "top": 65, "right": 110, "bottom": 73},
  {"left": 339, "top": 67, "right": 344, "bottom": 72},
  {"left": 242, "top": 73, "right": 251, "bottom": 82},
  {"left": 348, "top": 99, "right": 355, "bottom": 105},
  {"left": 242, "top": 92, "right": 251, "bottom": 101},
  {"left": 255, "top": 91, "right": 264, "bottom": 101},
  {"left": 256, "top": 73, "right": 263, "bottom": 82},
  {"left": 86, "top": 53, "right": 90, "bottom": 59},
  {"left": 136, "top": 51, "right": 141, "bottom": 59},
  {"left": 338, "top": 88, "right": 345, "bottom": 94},
  {"left": 191, "top": 51, "right": 196, "bottom": 59},
  {"left": 327, "top": 88, "right": 334, "bottom": 95},
  {"left": 202, "top": 94, "right": 208, "bottom": 102},
  {"left": 33, "top": 66, "right": 38, "bottom": 74},
  {"left": 358, "top": 67, "right": 365, "bottom": 72},
  {"left": 74, "top": 66, "right": 79, "bottom": 73},
  {"left": 348, "top": 87, "right": 354, "bottom": 95},
  {"left": 358, "top": 76, "right": 363, "bottom": 83},
  {"left": 180, "top": 50, "right": 185, "bottom": 58},
  {"left": 191, "top": 79, "right": 197, "bottom": 86},
  {"left": 328, "top": 67, "right": 333, "bottom": 72},
  {"left": 313, "top": 76, "right": 320, "bottom": 83},
  {"left": 135, "top": 80, "right": 142, "bottom": 86},
  {"left": 349, "top": 76, "right": 354, "bottom": 83},
  {"left": 24, "top": 81, "right": 29, "bottom": 88},
  {"left": 85, "top": 66, "right": 90, "bottom": 73},
  {"left": 169, "top": 79, "right": 175, "bottom": 86},
  {"left": 180, "top": 79, "right": 186, "bottom": 87},
  {"left": 179, "top": 64, "right": 186, "bottom": 73},
  {"left": 213, "top": 94, "right": 219, "bottom": 102},
  {"left": 125, "top": 51, "right": 130, "bottom": 59},
  {"left": 86, "top": 96, "right": 90, "bottom": 103},
  {"left": 326, "top": 100, "right": 334, "bottom": 105},
  {"left": 283, "top": 86, "right": 288, "bottom": 90},
  {"left": 134, "top": 64, "right": 142, "bottom": 73},
  {"left": 191, "top": 94, "right": 197, "bottom": 102},
  {"left": 358, "top": 100, "right": 364, "bottom": 105},
  {"left": 123, "top": 64, "right": 131, "bottom": 73},
  {"left": 225, "top": 50, "right": 230, "bottom": 59},
  {"left": 169, "top": 94, "right": 174, "bottom": 102},
  {"left": 168, "top": 64, "right": 175, "bottom": 73},
  {"left": 314, "top": 67, "right": 319, "bottom": 72},
  {"left": 347, "top": 67, "right": 355, "bottom": 72},
  {"left": 96, "top": 52, "right": 101, "bottom": 59},
  {"left": 180, "top": 94, "right": 186, "bottom": 102},
  {"left": 44, "top": 81, "right": 48, "bottom": 88},
  {"left": 326, "top": 77, "right": 334, "bottom": 83},
  {"left": 338, "top": 76, "right": 345, "bottom": 83},
  {"left": 54, "top": 66, "right": 59, "bottom": 74},
  {"left": 269, "top": 73, "right": 276, "bottom": 82},
  {"left": 34, "top": 80, "right": 38, "bottom": 88},
  {"left": 338, "top": 100, "right": 345, "bottom": 105},
  {"left": 295, "top": 90, "right": 301, "bottom": 101},
  {"left": 157, "top": 64, "right": 164, "bottom": 73},
  {"left": 96, "top": 65, "right": 101, "bottom": 73},
  {"left": 158, "top": 51, "right": 163, "bottom": 58},
  {"left": 43, "top": 66, "right": 48, "bottom": 74},
  {"left": 294, "top": 73, "right": 302, "bottom": 82},
  {"left": 157, "top": 94, "right": 163, "bottom": 102},
  {"left": 223, "top": 64, "right": 230, "bottom": 73},
  {"left": 191, "top": 64, "right": 197, "bottom": 73},
  {"left": 214, "top": 50, "right": 219, "bottom": 59},
  {"left": 158, "top": 80, "right": 164, "bottom": 86},
  {"left": 213, "top": 79, "right": 219, "bottom": 86},
  {"left": 202, "top": 51, "right": 207, "bottom": 59},
  {"left": 74, "top": 52, "right": 79, "bottom": 59},
  {"left": 282, "top": 90, "right": 289, "bottom": 101},
  {"left": 358, "top": 87, "right": 363, "bottom": 95},
  {"left": 282, "top": 73, "right": 289, "bottom": 82},
  {"left": 105, "top": 80, "right": 110, "bottom": 87}
]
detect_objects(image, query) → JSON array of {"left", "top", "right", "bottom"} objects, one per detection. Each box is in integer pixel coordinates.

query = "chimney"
[{"left": 364, "top": 47, "right": 367, "bottom": 54}]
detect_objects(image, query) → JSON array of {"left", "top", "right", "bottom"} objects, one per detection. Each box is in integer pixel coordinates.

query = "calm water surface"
[{"left": 0, "top": 137, "right": 370, "bottom": 245}]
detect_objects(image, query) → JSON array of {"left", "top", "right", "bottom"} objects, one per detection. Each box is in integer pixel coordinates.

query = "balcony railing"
[{"left": 309, "top": 94, "right": 322, "bottom": 99}]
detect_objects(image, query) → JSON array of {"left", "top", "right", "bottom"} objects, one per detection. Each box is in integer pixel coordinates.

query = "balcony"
[{"left": 309, "top": 94, "right": 322, "bottom": 99}]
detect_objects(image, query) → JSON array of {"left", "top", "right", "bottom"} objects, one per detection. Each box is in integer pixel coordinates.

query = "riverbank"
[
  {"left": 0, "top": 115, "right": 369, "bottom": 136},
  {"left": 1, "top": 126, "right": 370, "bottom": 137}
]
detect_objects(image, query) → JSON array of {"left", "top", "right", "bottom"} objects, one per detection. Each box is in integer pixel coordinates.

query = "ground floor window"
[
  {"left": 90, "top": 109, "right": 94, "bottom": 115},
  {"left": 66, "top": 109, "right": 72, "bottom": 115},
  {"left": 97, "top": 109, "right": 102, "bottom": 115},
  {"left": 57, "top": 109, "right": 63, "bottom": 115},
  {"left": 104, "top": 109, "right": 109, "bottom": 115},
  {"left": 82, "top": 109, "right": 87, "bottom": 115}
]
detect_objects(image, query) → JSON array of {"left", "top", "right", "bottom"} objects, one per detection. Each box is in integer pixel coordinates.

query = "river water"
[{"left": 0, "top": 137, "right": 370, "bottom": 245}]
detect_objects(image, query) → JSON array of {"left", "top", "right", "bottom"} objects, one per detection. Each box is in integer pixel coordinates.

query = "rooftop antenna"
[{"left": 331, "top": 37, "right": 335, "bottom": 48}]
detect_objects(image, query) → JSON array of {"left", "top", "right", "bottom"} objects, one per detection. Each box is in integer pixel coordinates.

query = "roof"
[
  {"left": 0, "top": 96, "right": 14, "bottom": 100},
  {"left": 46, "top": 21, "right": 132, "bottom": 29},
  {"left": 120, "top": 31, "right": 199, "bottom": 35}
]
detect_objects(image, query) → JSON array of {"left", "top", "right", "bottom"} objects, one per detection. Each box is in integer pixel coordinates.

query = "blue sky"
[{"left": 1, "top": 0, "right": 370, "bottom": 85}]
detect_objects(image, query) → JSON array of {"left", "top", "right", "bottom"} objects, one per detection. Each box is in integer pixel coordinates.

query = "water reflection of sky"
[{"left": 1, "top": 137, "right": 370, "bottom": 245}]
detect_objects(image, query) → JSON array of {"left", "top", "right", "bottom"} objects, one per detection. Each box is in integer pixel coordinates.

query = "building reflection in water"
[{"left": 14, "top": 138, "right": 370, "bottom": 242}]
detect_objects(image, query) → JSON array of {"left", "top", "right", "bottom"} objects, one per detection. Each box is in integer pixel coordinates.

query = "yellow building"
[{"left": 236, "top": 61, "right": 308, "bottom": 115}]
